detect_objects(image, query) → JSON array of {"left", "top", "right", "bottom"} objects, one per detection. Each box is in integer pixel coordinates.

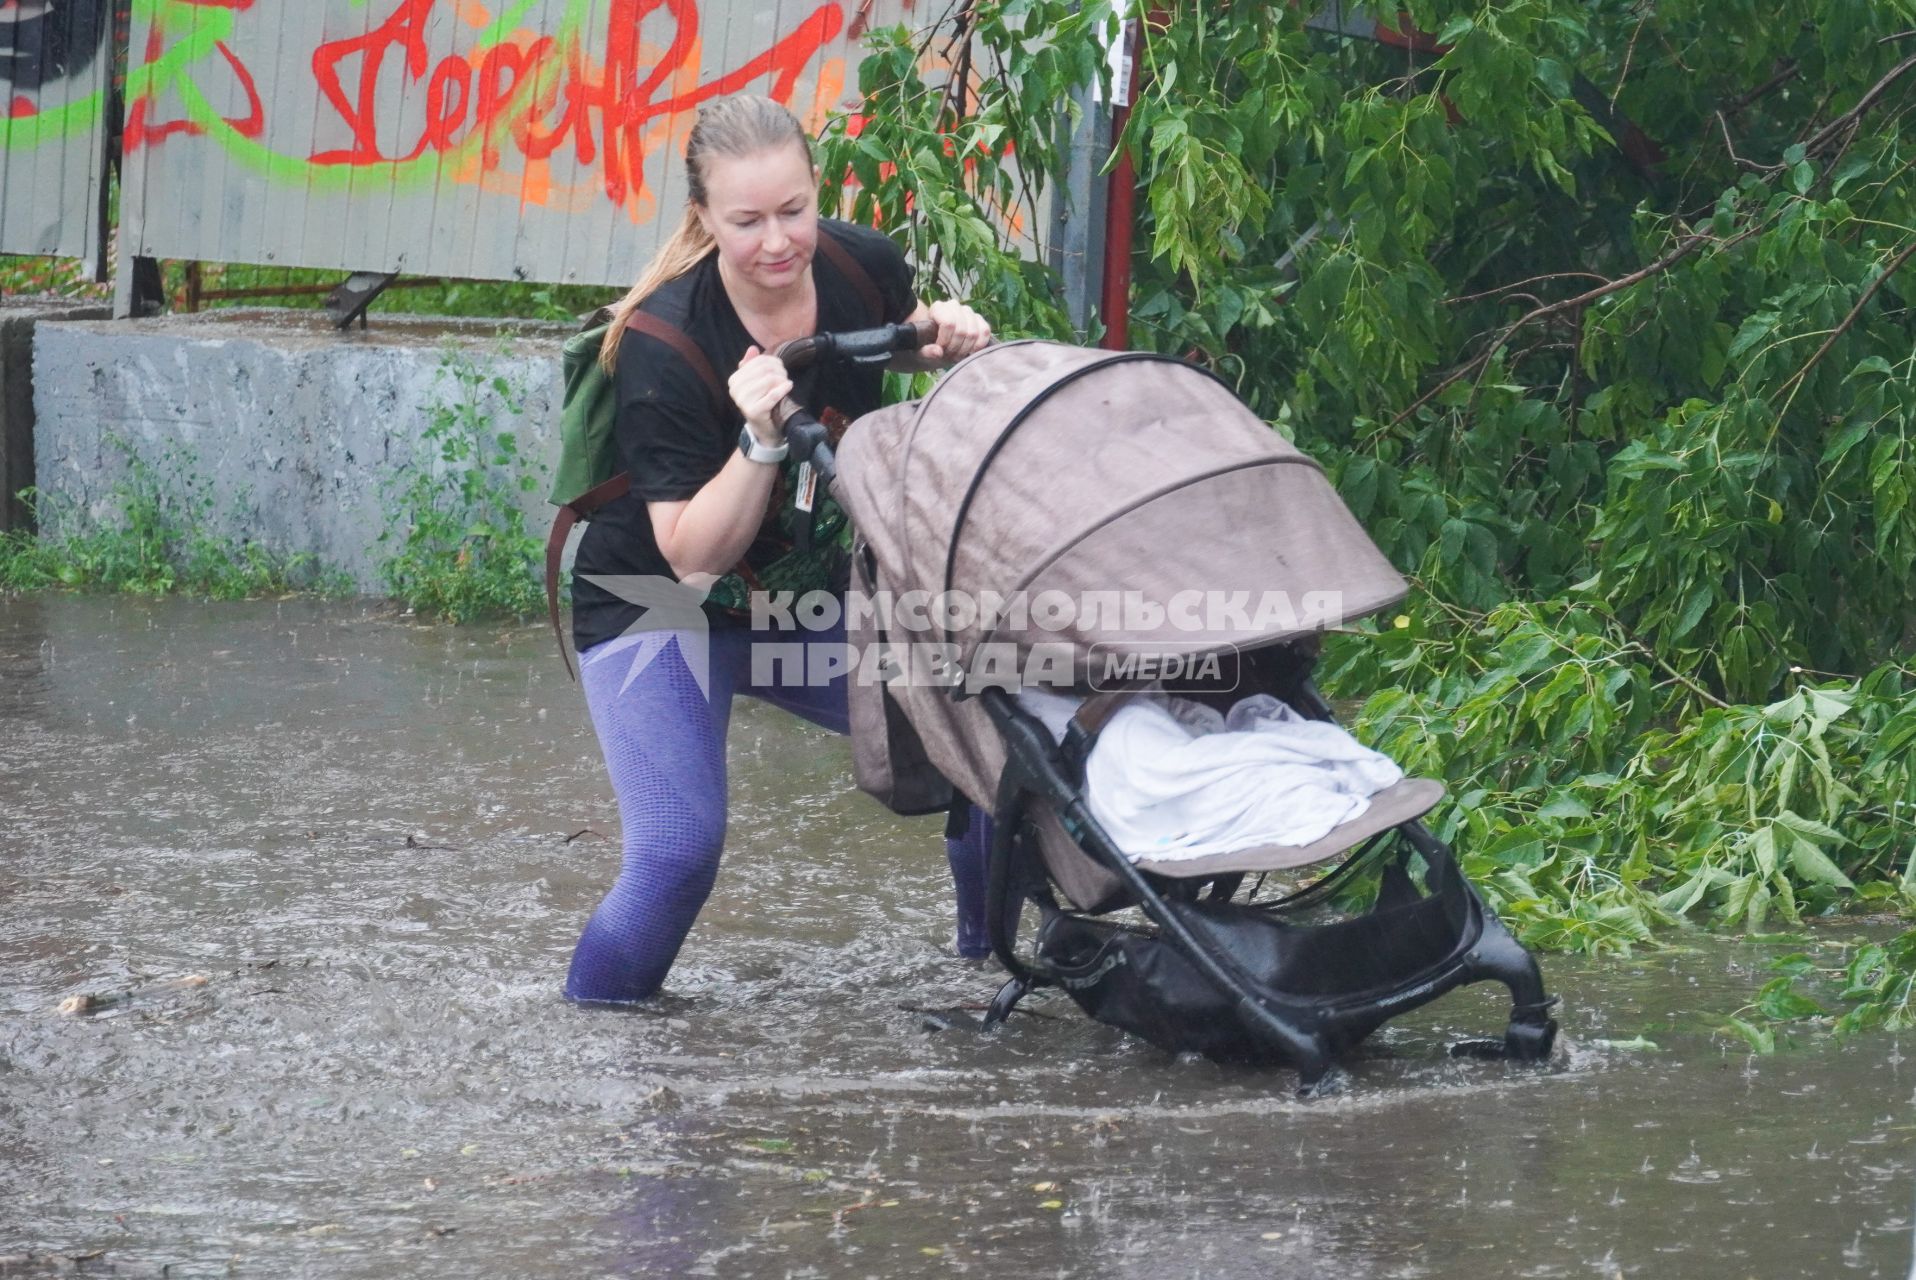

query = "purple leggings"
[{"left": 566, "top": 617, "right": 991, "bottom": 1003}]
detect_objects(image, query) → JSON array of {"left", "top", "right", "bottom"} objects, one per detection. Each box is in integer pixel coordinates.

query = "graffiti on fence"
[
  {"left": 117, "top": 0, "right": 856, "bottom": 222},
  {"left": 1, "top": 0, "right": 109, "bottom": 93},
  {"left": 1, "top": 0, "right": 111, "bottom": 147}
]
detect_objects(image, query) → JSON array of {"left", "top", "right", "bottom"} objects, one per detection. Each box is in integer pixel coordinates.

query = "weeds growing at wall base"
[
  {"left": 377, "top": 348, "right": 545, "bottom": 623},
  {"left": 0, "top": 445, "right": 344, "bottom": 598}
]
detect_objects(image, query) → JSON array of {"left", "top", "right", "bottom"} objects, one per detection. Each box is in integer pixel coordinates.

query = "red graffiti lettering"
[
  {"left": 304, "top": 0, "right": 841, "bottom": 204},
  {"left": 309, "top": 0, "right": 436, "bottom": 165},
  {"left": 125, "top": 39, "right": 264, "bottom": 146},
  {"left": 126, "top": 0, "right": 848, "bottom": 216},
  {"left": 124, "top": 0, "right": 266, "bottom": 149},
  {"left": 215, "top": 40, "right": 265, "bottom": 138},
  {"left": 422, "top": 53, "right": 471, "bottom": 155},
  {"left": 473, "top": 36, "right": 554, "bottom": 171}
]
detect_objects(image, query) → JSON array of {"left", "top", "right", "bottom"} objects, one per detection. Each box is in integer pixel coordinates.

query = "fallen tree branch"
[
  {"left": 1395, "top": 231, "right": 1713, "bottom": 424},
  {"left": 1610, "top": 12, "right": 1649, "bottom": 109},
  {"left": 1720, "top": 58, "right": 1799, "bottom": 118},
  {"left": 59, "top": 973, "right": 209, "bottom": 1015},
  {"left": 1802, "top": 52, "right": 1916, "bottom": 155},
  {"left": 1630, "top": 644, "right": 1734, "bottom": 711},
  {"left": 1716, "top": 110, "right": 1780, "bottom": 174},
  {"left": 1778, "top": 239, "right": 1916, "bottom": 396},
  {"left": 1445, "top": 270, "right": 1608, "bottom": 306}
]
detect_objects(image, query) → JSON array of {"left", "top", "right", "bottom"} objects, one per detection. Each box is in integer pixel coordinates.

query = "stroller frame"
[
  {"left": 788, "top": 325, "right": 1560, "bottom": 1088},
  {"left": 971, "top": 652, "right": 1559, "bottom": 1090}
]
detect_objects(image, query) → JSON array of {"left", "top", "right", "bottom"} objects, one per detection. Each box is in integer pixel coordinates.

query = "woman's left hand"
[{"left": 920, "top": 299, "right": 992, "bottom": 365}]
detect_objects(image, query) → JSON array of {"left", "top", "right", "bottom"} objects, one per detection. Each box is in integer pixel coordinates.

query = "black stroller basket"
[{"left": 974, "top": 646, "right": 1558, "bottom": 1090}]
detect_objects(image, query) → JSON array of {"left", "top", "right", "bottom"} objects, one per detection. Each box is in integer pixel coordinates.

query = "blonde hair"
[{"left": 599, "top": 95, "right": 815, "bottom": 371}]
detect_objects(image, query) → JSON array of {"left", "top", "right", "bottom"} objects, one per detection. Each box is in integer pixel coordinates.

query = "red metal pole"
[{"left": 1098, "top": 16, "right": 1143, "bottom": 350}]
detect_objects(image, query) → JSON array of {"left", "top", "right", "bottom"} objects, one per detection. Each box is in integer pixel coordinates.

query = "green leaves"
[
  {"left": 0, "top": 444, "right": 336, "bottom": 599},
  {"left": 824, "top": 2, "right": 1916, "bottom": 977},
  {"left": 814, "top": 2, "right": 1098, "bottom": 343},
  {"left": 379, "top": 350, "right": 546, "bottom": 622},
  {"left": 1323, "top": 585, "right": 1911, "bottom": 955}
]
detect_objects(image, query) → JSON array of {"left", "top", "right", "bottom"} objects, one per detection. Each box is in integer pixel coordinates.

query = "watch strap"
[{"left": 738, "top": 425, "right": 789, "bottom": 464}]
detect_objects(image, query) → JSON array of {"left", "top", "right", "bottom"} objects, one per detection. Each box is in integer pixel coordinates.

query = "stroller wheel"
[
  {"left": 1448, "top": 1006, "right": 1563, "bottom": 1064},
  {"left": 1294, "top": 1065, "right": 1345, "bottom": 1099},
  {"left": 1502, "top": 1010, "right": 1561, "bottom": 1061},
  {"left": 982, "top": 974, "right": 1036, "bottom": 1029}
]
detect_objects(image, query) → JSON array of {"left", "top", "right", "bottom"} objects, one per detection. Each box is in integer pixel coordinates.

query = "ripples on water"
[{"left": 1, "top": 596, "right": 1911, "bottom": 1278}]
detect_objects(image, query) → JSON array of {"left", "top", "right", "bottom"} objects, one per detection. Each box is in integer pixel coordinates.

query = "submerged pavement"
[{"left": 1, "top": 595, "right": 1911, "bottom": 1278}]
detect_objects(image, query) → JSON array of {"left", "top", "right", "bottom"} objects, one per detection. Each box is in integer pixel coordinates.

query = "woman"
[{"left": 565, "top": 95, "right": 994, "bottom": 1003}]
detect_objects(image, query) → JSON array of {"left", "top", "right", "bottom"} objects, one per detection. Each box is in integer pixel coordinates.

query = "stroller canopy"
[
  {"left": 835, "top": 341, "right": 1410, "bottom": 822},
  {"left": 836, "top": 341, "right": 1408, "bottom": 681}
]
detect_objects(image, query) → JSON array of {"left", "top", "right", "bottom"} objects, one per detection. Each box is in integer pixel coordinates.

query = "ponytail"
[{"left": 598, "top": 206, "right": 715, "bottom": 371}]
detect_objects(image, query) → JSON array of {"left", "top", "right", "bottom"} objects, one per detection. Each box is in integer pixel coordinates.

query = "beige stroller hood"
[
  {"left": 837, "top": 341, "right": 1407, "bottom": 672},
  {"left": 833, "top": 341, "right": 1414, "bottom": 896}
]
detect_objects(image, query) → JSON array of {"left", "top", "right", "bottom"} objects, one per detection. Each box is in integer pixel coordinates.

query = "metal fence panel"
[
  {"left": 119, "top": 0, "right": 919, "bottom": 288},
  {"left": 0, "top": 0, "right": 115, "bottom": 265}
]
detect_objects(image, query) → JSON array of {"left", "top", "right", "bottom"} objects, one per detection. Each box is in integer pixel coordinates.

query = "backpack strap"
[
  {"left": 626, "top": 309, "right": 729, "bottom": 420},
  {"left": 547, "top": 472, "right": 631, "bottom": 682},
  {"left": 547, "top": 310, "right": 729, "bottom": 681},
  {"left": 816, "top": 229, "right": 886, "bottom": 325}
]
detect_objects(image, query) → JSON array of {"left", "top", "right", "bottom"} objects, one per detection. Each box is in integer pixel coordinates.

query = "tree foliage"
[{"left": 822, "top": 1, "right": 1916, "bottom": 956}]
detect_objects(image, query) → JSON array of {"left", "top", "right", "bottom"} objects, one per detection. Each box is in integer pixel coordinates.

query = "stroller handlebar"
[
  {"left": 768, "top": 319, "right": 950, "bottom": 495},
  {"left": 772, "top": 319, "right": 938, "bottom": 373}
]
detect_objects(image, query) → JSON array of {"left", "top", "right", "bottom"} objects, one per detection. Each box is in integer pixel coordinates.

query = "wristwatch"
[{"left": 738, "top": 424, "right": 790, "bottom": 464}]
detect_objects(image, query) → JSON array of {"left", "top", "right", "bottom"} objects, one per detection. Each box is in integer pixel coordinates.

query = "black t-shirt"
[{"left": 571, "top": 219, "right": 915, "bottom": 652}]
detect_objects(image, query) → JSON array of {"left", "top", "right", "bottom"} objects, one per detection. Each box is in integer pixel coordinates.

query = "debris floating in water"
[
  {"left": 1589, "top": 1036, "right": 1661, "bottom": 1052},
  {"left": 57, "top": 974, "right": 208, "bottom": 1016}
]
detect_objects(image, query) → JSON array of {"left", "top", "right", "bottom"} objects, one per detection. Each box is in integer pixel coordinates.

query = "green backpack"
[
  {"left": 543, "top": 234, "right": 884, "bottom": 677},
  {"left": 544, "top": 309, "right": 729, "bottom": 679}
]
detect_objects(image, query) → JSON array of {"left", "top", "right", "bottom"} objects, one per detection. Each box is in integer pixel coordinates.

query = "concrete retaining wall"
[
  {"left": 31, "top": 309, "right": 571, "bottom": 589},
  {"left": 2, "top": 298, "right": 112, "bottom": 532}
]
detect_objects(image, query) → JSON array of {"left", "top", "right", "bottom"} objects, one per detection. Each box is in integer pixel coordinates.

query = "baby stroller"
[{"left": 774, "top": 328, "right": 1558, "bottom": 1090}]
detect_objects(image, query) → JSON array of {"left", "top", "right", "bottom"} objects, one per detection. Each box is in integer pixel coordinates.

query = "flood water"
[{"left": 2, "top": 595, "right": 1912, "bottom": 1279}]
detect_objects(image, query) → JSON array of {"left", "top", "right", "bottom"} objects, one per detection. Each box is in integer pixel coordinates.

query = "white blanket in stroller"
[{"left": 1017, "top": 689, "right": 1405, "bottom": 862}]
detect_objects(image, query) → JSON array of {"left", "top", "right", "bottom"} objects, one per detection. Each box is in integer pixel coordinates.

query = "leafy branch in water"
[{"left": 1726, "top": 928, "right": 1916, "bottom": 1051}]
